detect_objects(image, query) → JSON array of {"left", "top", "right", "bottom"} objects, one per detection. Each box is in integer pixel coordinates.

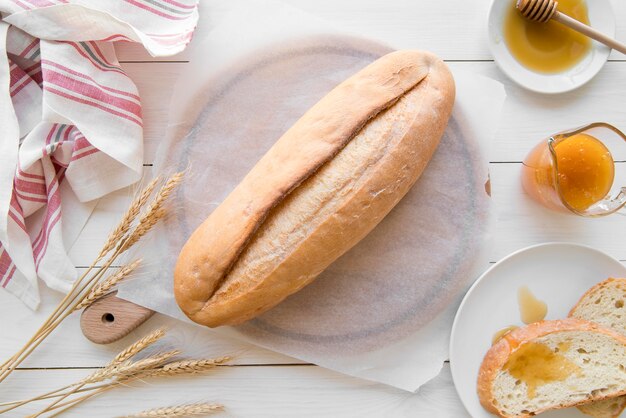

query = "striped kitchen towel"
[{"left": 0, "top": 0, "right": 199, "bottom": 309}]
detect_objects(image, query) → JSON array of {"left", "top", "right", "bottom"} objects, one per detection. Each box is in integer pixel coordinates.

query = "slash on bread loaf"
[
  {"left": 174, "top": 50, "right": 455, "bottom": 327},
  {"left": 570, "top": 278, "right": 626, "bottom": 418},
  {"left": 477, "top": 319, "right": 626, "bottom": 418}
]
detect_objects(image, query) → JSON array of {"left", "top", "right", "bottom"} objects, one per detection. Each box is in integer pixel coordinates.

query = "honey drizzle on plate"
[
  {"left": 490, "top": 287, "right": 547, "bottom": 344},
  {"left": 492, "top": 326, "right": 519, "bottom": 345},
  {"left": 518, "top": 286, "right": 548, "bottom": 324}
]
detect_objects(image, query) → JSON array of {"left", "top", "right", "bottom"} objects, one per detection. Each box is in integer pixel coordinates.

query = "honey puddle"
[
  {"left": 518, "top": 286, "right": 547, "bottom": 324},
  {"left": 492, "top": 326, "right": 519, "bottom": 345},
  {"left": 504, "top": 341, "right": 581, "bottom": 398}
]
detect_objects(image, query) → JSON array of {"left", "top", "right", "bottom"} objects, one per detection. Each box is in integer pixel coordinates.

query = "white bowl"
[
  {"left": 450, "top": 242, "right": 626, "bottom": 417},
  {"left": 487, "top": 0, "right": 615, "bottom": 94}
]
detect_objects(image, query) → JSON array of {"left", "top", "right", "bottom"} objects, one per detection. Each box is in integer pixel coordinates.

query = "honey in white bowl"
[{"left": 503, "top": 0, "right": 592, "bottom": 73}]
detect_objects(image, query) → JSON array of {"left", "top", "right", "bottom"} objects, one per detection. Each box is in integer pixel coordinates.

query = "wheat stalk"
[
  {"left": 29, "top": 351, "right": 230, "bottom": 417},
  {"left": 111, "top": 327, "right": 167, "bottom": 364},
  {"left": 98, "top": 176, "right": 161, "bottom": 260},
  {"left": 120, "top": 208, "right": 167, "bottom": 252},
  {"left": 46, "top": 388, "right": 111, "bottom": 417},
  {"left": 120, "top": 403, "right": 224, "bottom": 417},
  {"left": 0, "top": 330, "right": 232, "bottom": 415},
  {"left": 0, "top": 329, "right": 164, "bottom": 412},
  {"left": 141, "top": 356, "right": 232, "bottom": 378},
  {"left": 82, "top": 350, "right": 181, "bottom": 385},
  {"left": 118, "top": 172, "right": 184, "bottom": 253},
  {"left": 74, "top": 259, "right": 142, "bottom": 311},
  {"left": 30, "top": 351, "right": 181, "bottom": 418},
  {"left": 5, "top": 353, "right": 231, "bottom": 417},
  {"left": 51, "top": 176, "right": 163, "bottom": 323},
  {"left": 29, "top": 351, "right": 182, "bottom": 418},
  {"left": 37, "top": 356, "right": 231, "bottom": 415},
  {"left": 0, "top": 172, "right": 184, "bottom": 384}
]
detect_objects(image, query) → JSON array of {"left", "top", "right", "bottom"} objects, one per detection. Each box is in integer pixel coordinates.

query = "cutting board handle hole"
[{"left": 102, "top": 313, "right": 115, "bottom": 325}]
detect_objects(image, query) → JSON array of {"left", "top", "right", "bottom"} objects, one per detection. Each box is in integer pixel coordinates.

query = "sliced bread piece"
[
  {"left": 570, "top": 278, "right": 626, "bottom": 333},
  {"left": 477, "top": 319, "right": 626, "bottom": 418},
  {"left": 570, "top": 278, "right": 626, "bottom": 418},
  {"left": 575, "top": 398, "right": 626, "bottom": 418}
]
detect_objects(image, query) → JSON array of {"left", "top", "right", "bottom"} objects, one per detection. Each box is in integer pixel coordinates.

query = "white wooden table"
[{"left": 2, "top": 0, "right": 626, "bottom": 416}]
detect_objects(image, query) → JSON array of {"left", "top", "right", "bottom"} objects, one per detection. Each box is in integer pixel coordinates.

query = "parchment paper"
[{"left": 118, "top": 0, "right": 506, "bottom": 392}]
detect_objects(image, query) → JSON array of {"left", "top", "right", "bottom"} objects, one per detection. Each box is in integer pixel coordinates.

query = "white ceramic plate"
[
  {"left": 487, "top": 0, "right": 615, "bottom": 94},
  {"left": 450, "top": 242, "right": 626, "bottom": 417}
]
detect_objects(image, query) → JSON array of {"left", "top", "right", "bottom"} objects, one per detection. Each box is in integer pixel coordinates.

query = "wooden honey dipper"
[{"left": 516, "top": 0, "right": 626, "bottom": 54}]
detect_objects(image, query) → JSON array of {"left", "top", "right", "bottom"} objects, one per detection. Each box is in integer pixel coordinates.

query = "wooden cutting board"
[{"left": 80, "top": 291, "right": 155, "bottom": 344}]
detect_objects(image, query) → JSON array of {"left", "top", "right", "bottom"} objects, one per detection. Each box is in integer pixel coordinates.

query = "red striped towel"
[{"left": 0, "top": 0, "right": 199, "bottom": 309}]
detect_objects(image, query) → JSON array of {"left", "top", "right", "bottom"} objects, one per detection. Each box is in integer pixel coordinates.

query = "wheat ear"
[
  {"left": 120, "top": 403, "right": 224, "bottom": 417},
  {"left": 74, "top": 259, "right": 142, "bottom": 311},
  {"left": 118, "top": 172, "right": 184, "bottom": 253},
  {"left": 98, "top": 177, "right": 161, "bottom": 260},
  {"left": 141, "top": 356, "right": 232, "bottom": 378},
  {"left": 111, "top": 327, "right": 167, "bottom": 364},
  {"left": 81, "top": 350, "right": 181, "bottom": 385}
]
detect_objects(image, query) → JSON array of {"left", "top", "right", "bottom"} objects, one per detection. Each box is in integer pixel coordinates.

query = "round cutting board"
[{"left": 166, "top": 35, "right": 490, "bottom": 353}]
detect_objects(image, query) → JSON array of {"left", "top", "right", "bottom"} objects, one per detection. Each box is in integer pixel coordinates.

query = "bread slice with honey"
[
  {"left": 477, "top": 319, "right": 626, "bottom": 418},
  {"left": 569, "top": 278, "right": 626, "bottom": 418}
]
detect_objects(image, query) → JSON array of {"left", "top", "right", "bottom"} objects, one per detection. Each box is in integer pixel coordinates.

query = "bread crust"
[
  {"left": 568, "top": 277, "right": 626, "bottom": 317},
  {"left": 477, "top": 318, "right": 626, "bottom": 418},
  {"left": 174, "top": 50, "right": 455, "bottom": 327}
]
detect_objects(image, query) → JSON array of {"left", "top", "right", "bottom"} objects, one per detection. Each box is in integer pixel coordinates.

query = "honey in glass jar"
[{"left": 522, "top": 123, "right": 626, "bottom": 217}]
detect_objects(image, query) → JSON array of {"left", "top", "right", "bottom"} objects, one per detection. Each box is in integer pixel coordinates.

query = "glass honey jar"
[{"left": 521, "top": 122, "right": 626, "bottom": 217}]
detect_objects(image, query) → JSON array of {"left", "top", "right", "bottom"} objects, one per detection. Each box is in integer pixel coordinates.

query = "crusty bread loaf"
[
  {"left": 477, "top": 319, "right": 626, "bottom": 418},
  {"left": 174, "top": 50, "right": 455, "bottom": 327},
  {"left": 569, "top": 278, "right": 626, "bottom": 418}
]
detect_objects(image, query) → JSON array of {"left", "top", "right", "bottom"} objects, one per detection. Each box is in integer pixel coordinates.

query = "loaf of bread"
[
  {"left": 477, "top": 319, "right": 626, "bottom": 418},
  {"left": 569, "top": 278, "right": 626, "bottom": 418},
  {"left": 174, "top": 50, "right": 455, "bottom": 327}
]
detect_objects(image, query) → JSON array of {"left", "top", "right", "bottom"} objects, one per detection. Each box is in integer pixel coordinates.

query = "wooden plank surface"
[
  {"left": 114, "top": 0, "right": 626, "bottom": 62},
  {"left": 120, "top": 56, "right": 626, "bottom": 166},
  {"left": 67, "top": 62, "right": 626, "bottom": 265},
  {"left": 0, "top": 283, "right": 299, "bottom": 369},
  {"left": 0, "top": 364, "right": 466, "bottom": 417},
  {"left": 2, "top": 0, "right": 626, "bottom": 416},
  {"left": 66, "top": 160, "right": 626, "bottom": 265}
]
